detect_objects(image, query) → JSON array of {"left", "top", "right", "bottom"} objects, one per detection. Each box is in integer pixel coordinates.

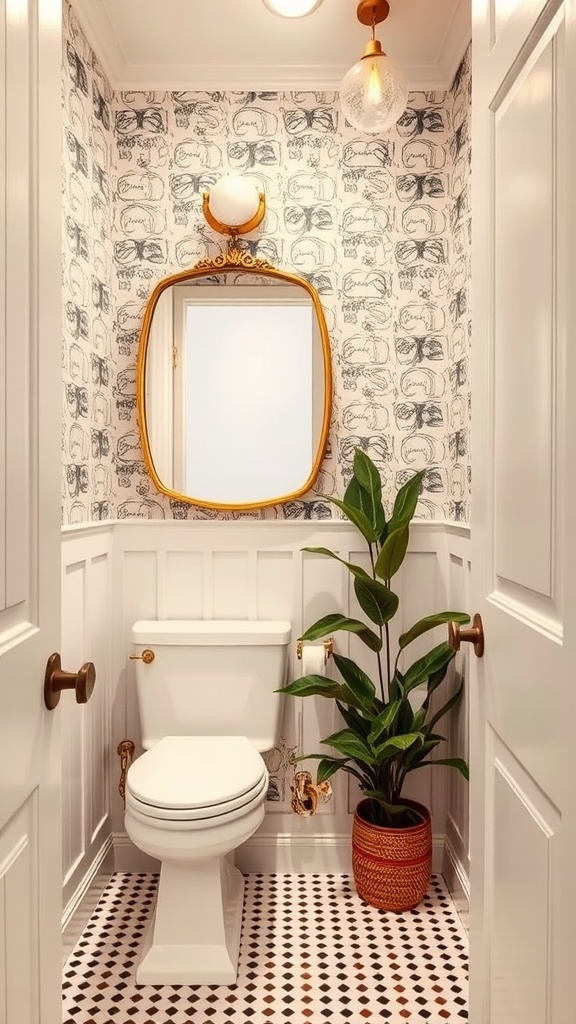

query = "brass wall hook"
[
  {"left": 296, "top": 637, "right": 333, "bottom": 661},
  {"left": 118, "top": 739, "right": 135, "bottom": 803},
  {"left": 290, "top": 770, "right": 332, "bottom": 817}
]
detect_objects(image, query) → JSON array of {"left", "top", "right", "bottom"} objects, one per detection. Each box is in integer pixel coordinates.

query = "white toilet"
[{"left": 125, "top": 618, "right": 291, "bottom": 986}]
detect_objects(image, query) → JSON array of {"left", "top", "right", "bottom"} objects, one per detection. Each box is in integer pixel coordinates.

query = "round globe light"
[
  {"left": 208, "top": 175, "right": 261, "bottom": 228},
  {"left": 341, "top": 47, "right": 408, "bottom": 133},
  {"left": 262, "top": 0, "right": 323, "bottom": 17}
]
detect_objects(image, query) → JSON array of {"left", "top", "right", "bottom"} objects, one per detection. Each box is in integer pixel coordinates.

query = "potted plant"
[{"left": 278, "top": 449, "right": 470, "bottom": 911}]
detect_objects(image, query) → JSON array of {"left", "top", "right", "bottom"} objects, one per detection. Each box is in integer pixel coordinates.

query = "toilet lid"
[{"left": 126, "top": 736, "right": 267, "bottom": 811}]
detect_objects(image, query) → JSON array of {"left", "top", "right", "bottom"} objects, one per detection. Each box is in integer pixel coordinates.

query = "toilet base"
[{"left": 136, "top": 855, "right": 245, "bottom": 985}]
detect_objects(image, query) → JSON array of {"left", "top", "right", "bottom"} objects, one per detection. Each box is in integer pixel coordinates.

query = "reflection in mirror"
[{"left": 140, "top": 268, "right": 331, "bottom": 509}]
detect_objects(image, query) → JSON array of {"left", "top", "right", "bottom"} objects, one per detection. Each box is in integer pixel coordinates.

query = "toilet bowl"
[{"left": 126, "top": 619, "right": 291, "bottom": 985}]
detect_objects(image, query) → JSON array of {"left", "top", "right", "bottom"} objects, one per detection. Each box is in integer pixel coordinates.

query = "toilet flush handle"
[{"left": 129, "top": 649, "right": 155, "bottom": 664}]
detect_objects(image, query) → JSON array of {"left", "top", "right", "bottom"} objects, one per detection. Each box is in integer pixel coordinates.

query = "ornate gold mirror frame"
[{"left": 136, "top": 245, "right": 333, "bottom": 511}]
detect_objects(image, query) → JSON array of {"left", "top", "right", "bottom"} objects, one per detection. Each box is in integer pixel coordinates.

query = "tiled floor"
[{"left": 62, "top": 872, "right": 468, "bottom": 1022}]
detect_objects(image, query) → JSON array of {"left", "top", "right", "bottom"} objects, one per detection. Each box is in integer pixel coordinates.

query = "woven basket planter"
[{"left": 352, "top": 799, "right": 432, "bottom": 911}]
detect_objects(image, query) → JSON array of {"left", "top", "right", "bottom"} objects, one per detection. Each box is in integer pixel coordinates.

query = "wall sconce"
[
  {"left": 341, "top": 0, "right": 407, "bottom": 133},
  {"left": 203, "top": 175, "right": 266, "bottom": 237}
]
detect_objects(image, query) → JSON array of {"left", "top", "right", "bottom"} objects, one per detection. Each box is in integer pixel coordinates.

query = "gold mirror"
[{"left": 137, "top": 248, "right": 332, "bottom": 510}]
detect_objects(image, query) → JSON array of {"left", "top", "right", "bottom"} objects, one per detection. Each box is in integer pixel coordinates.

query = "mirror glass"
[{"left": 139, "top": 268, "right": 331, "bottom": 509}]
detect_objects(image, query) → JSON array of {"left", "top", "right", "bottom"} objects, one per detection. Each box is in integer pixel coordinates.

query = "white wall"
[{"left": 61, "top": 520, "right": 471, "bottom": 905}]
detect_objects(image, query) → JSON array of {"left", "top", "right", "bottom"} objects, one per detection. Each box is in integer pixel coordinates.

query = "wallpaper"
[
  {"left": 62, "top": 2, "right": 116, "bottom": 524},
  {"left": 61, "top": 3, "right": 472, "bottom": 524}
]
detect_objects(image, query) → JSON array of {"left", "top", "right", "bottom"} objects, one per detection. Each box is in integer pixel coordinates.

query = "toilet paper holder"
[{"left": 296, "top": 637, "right": 333, "bottom": 662}]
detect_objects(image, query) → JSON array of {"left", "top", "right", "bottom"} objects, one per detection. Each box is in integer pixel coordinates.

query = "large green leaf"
[
  {"left": 278, "top": 674, "right": 343, "bottom": 699},
  {"left": 348, "top": 452, "right": 387, "bottom": 538},
  {"left": 321, "top": 495, "right": 379, "bottom": 543},
  {"left": 411, "top": 706, "right": 427, "bottom": 733},
  {"left": 321, "top": 728, "right": 377, "bottom": 764},
  {"left": 399, "top": 611, "right": 471, "bottom": 650},
  {"left": 374, "top": 526, "right": 410, "bottom": 581},
  {"left": 300, "top": 614, "right": 382, "bottom": 652},
  {"left": 354, "top": 577, "right": 399, "bottom": 626},
  {"left": 404, "top": 734, "right": 444, "bottom": 767},
  {"left": 336, "top": 700, "right": 372, "bottom": 737},
  {"left": 373, "top": 732, "right": 423, "bottom": 763},
  {"left": 279, "top": 674, "right": 367, "bottom": 712},
  {"left": 333, "top": 653, "right": 377, "bottom": 709},
  {"left": 402, "top": 642, "right": 456, "bottom": 694},
  {"left": 316, "top": 758, "right": 350, "bottom": 783},
  {"left": 422, "top": 662, "right": 450, "bottom": 709},
  {"left": 411, "top": 757, "right": 469, "bottom": 780},
  {"left": 389, "top": 470, "right": 425, "bottom": 529},
  {"left": 367, "top": 701, "right": 402, "bottom": 746},
  {"left": 427, "top": 680, "right": 465, "bottom": 731},
  {"left": 361, "top": 793, "right": 417, "bottom": 818},
  {"left": 302, "top": 547, "right": 370, "bottom": 580},
  {"left": 344, "top": 476, "right": 381, "bottom": 531}
]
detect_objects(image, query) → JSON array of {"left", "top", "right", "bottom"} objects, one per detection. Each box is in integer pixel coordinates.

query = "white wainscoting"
[
  {"left": 61, "top": 520, "right": 471, "bottom": 911},
  {"left": 60, "top": 526, "right": 114, "bottom": 939}
]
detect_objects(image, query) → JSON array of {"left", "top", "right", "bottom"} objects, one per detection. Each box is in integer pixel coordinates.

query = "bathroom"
[{"left": 0, "top": 0, "right": 573, "bottom": 1020}]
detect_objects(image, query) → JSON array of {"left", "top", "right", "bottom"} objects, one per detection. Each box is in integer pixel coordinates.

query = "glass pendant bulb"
[{"left": 341, "top": 38, "right": 408, "bottom": 134}]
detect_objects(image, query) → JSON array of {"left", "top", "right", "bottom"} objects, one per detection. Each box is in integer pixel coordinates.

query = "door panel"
[
  {"left": 494, "top": 38, "right": 555, "bottom": 598},
  {"left": 472, "top": 0, "right": 575, "bottom": 1021},
  {"left": 0, "top": 1, "right": 63, "bottom": 1021},
  {"left": 0, "top": 796, "right": 39, "bottom": 1024}
]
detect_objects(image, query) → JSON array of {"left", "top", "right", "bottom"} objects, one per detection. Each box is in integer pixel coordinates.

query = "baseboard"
[
  {"left": 112, "top": 832, "right": 446, "bottom": 875},
  {"left": 113, "top": 832, "right": 160, "bottom": 872},
  {"left": 442, "top": 830, "right": 470, "bottom": 900},
  {"left": 62, "top": 834, "right": 114, "bottom": 960}
]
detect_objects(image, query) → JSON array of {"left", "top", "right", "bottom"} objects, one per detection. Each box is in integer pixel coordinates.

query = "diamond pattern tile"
[{"left": 62, "top": 872, "right": 468, "bottom": 1022}]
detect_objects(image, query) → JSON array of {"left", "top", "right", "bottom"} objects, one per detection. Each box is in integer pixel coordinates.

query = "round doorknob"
[
  {"left": 44, "top": 653, "right": 96, "bottom": 711},
  {"left": 448, "top": 613, "right": 485, "bottom": 658}
]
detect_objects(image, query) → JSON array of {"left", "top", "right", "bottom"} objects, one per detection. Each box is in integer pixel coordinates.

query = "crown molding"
[
  {"left": 436, "top": 0, "right": 472, "bottom": 88},
  {"left": 71, "top": 0, "right": 471, "bottom": 93},
  {"left": 72, "top": 0, "right": 126, "bottom": 87}
]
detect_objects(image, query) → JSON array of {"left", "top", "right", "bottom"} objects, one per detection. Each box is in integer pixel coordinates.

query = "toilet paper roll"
[{"left": 301, "top": 644, "right": 326, "bottom": 679}]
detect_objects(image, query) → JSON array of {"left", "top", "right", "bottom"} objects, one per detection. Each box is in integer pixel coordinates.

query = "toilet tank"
[{"left": 130, "top": 620, "right": 291, "bottom": 752}]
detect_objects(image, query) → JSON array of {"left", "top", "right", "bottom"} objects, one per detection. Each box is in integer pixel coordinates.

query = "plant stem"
[
  {"left": 385, "top": 621, "right": 392, "bottom": 690},
  {"left": 369, "top": 542, "right": 386, "bottom": 704},
  {"left": 384, "top": 578, "right": 392, "bottom": 690},
  {"left": 377, "top": 626, "right": 386, "bottom": 703}
]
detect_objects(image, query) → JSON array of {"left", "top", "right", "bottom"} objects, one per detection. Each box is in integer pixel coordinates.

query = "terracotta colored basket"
[{"left": 352, "top": 799, "right": 432, "bottom": 911}]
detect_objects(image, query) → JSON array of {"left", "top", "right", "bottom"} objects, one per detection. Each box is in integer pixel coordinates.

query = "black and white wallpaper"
[{"left": 61, "top": 2, "right": 471, "bottom": 524}]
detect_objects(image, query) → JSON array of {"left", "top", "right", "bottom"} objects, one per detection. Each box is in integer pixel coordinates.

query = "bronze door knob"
[
  {"left": 44, "top": 653, "right": 96, "bottom": 710},
  {"left": 448, "top": 613, "right": 485, "bottom": 658}
]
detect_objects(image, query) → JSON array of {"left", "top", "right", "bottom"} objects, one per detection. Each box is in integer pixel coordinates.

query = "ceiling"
[{"left": 73, "top": 0, "right": 470, "bottom": 91}]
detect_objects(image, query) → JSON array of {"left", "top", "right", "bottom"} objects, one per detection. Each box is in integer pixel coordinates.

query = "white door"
[
  {"left": 0, "top": 1, "right": 64, "bottom": 1021},
  {"left": 471, "top": 0, "right": 576, "bottom": 1021}
]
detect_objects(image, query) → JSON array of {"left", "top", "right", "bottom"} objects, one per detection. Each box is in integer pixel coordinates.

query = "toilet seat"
[{"left": 125, "top": 735, "right": 268, "bottom": 822}]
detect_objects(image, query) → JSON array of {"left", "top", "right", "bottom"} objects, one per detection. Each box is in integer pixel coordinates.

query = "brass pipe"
[
  {"left": 117, "top": 739, "right": 135, "bottom": 804},
  {"left": 290, "top": 770, "right": 332, "bottom": 817}
]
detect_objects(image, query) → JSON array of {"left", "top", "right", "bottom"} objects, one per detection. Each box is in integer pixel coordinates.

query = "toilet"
[{"left": 124, "top": 618, "right": 291, "bottom": 986}]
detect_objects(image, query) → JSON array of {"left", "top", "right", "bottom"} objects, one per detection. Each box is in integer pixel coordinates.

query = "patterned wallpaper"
[
  {"left": 62, "top": 2, "right": 116, "bottom": 524},
  {"left": 62, "top": 2, "right": 471, "bottom": 524}
]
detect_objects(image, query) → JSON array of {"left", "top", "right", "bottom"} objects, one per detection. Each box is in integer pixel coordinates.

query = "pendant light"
[
  {"left": 341, "top": 0, "right": 408, "bottom": 134},
  {"left": 263, "top": 0, "right": 323, "bottom": 16}
]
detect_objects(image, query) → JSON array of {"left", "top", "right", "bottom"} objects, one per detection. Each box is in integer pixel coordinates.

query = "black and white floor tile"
[{"left": 62, "top": 872, "right": 468, "bottom": 1022}]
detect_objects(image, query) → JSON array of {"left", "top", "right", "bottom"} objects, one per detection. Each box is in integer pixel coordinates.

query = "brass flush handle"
[
  {"left": 291, "top": 770, "right": 332, "bottom": 817},
  {"left": 448, "top": 613, "right": 485, "bottom": 658},
  {"left": 118, "top": 739, "right": 135, "bottom": 804},
  {"left": 129, "top": 649, "right": 155, "bottom": 664},
  {"left": 44, "top": 653, "right": 96, "bottom": 710}
]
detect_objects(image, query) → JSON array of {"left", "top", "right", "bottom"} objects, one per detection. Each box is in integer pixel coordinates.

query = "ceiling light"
[
  {"left": 262, "top": 0, "right": 323, "bottom": 17},
  {"left": 341, "top": 0, "right": 408, "bottom": 134}
]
